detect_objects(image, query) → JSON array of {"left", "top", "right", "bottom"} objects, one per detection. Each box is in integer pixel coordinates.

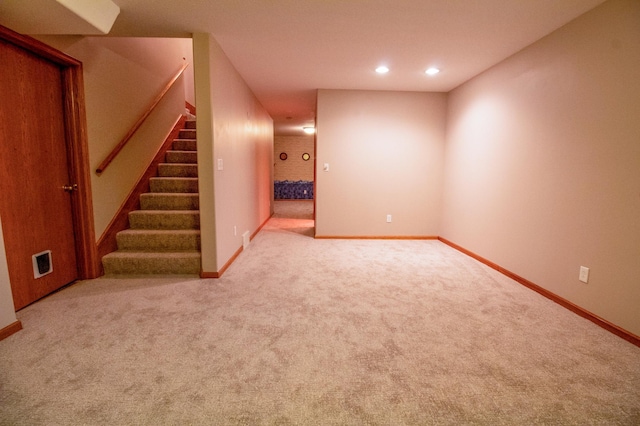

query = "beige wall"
[
  {"left": 36, "top": 36, "right": 193, "bottom": 238},
  {"left": 442, "top": 0, "right": 640, "bottom": 336},
  {"left": 182, "top": 43, "right": 195, "bottom": 108},
  {"left": 0, "top": 217, "right": 18, "bottom": 331},
  {"left": 316, "top": 90, "right": 446, "bottom": 237},
  {"left": 274, "top": 135, "right": 315, "bottom": 181},
  {"left": 193, "top": 34, "right": 273, "bottom": 273}
]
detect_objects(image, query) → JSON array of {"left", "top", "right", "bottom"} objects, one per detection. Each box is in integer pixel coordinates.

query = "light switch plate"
[{"left": 579, "top": 266, "right": 589, "bottom": 283}]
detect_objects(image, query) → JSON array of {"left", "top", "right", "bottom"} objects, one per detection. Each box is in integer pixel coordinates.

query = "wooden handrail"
[{"left": 95, "top": 62, "right": 189, "bottom": 175}]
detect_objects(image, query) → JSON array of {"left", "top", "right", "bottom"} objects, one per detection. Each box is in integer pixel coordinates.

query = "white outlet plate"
[
  {"left": 386, "top": 214, "right": 392, "bottom": 223},
  {"left": 242, "top": 231, "right": 250, "bottom": 249},
  {"left": 579, "top": 266, "right": 589, "bottom": 283}
]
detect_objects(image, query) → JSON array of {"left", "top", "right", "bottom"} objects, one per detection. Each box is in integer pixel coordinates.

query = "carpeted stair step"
[
  {"left": 173, "top": 138, "right": 197, "bottom": 151},
  {"left": 101, "top": 117, "right": 201, "bottom": 277},
  {"left": 129, "top": 210, "right": 200, "bottom": 230},
  {"left": 166, "top": 150, "right": 197, "bottom": 164},
  {"left": 178, "top": 128, "right": 196, "bottom": 139},
  {"left": 149, "top": 177, "right": 198, "bottom": 193},
  {"left": 102, "top": 251, "right": 201, "bottom": 275},
  {"left": 116, "top": 229, "right": 201, "bottom": 251},
  {"left": 158, "top": 163, "right": 198, "bottom": 177},
  {"left": 140, "top": 193, "right": 199, "bottom": 210}
]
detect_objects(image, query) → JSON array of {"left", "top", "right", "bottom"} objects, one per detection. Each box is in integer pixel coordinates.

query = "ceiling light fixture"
[
  {"left": 375, "top": 66, "right": 389, "bottom": 74},
  {"left": 425, "top": 67, "right": 440, "bottom": 76},
  {"left": 303, "top": 127, "right": 315, "bottom": 134}
]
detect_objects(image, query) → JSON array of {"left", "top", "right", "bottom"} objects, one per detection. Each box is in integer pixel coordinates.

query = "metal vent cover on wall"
[{"left": 32, "top": 250, "right": 53, "bottom": 278}]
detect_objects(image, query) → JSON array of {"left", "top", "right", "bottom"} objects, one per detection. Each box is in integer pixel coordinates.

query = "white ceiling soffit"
[{"left": 0, "top": 0, "right": 120, "bottom": 35}]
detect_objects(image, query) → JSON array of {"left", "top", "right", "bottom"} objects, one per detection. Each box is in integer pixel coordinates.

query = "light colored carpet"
[
  {"left": 273, "top": 200, "right": 314, "bottom": 218},
  {"left": 1, "top": 201, "right": 639, "bottom": 425}
]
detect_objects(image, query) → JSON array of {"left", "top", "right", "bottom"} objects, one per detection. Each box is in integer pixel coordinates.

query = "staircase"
[{"left": 102, "top": 119, "right": 201, "bottom": 275}]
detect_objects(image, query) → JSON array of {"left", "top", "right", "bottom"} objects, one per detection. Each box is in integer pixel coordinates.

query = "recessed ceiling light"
[
  {"left": 375, "top": 66, "right": 389, "bottom": 74},
  {"left": 425, "top": 67, "right": 440, "bottom": 76}
]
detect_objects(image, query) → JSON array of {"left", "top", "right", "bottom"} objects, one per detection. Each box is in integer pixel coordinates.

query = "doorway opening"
[
  {"left": 273, "top": 133, "right": 315, "bottom": 236},
  {"left": 271, "top": 200, "right": 315, "bottom": 237}
]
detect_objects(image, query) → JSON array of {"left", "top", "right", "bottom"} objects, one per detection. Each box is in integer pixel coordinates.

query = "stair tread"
[
  {"left": 104, "top": 251, "right": 201, "bottom": 257},
  {"left": 172, "top": 140, "right": 197, "bottom": 152},
  {"left": 157, "top": 164, "right": 198, "bottom": 177},
  {"left": 149, "top": 176, "right": 198, "bottom": 179},
  {"left": 149, "top": 179, "right": 198, "bottom": 184},
  {"left": 158, "top": 163, "right": 198, "bottom": 166},
  {"left": 102, "top": 251, "right": 201, "bottom": 275},
  {"left": 140, "top": 192, "right": 198, "bottom": 196},
  {"left": 117, "top": 229, "right": 200, "bottom": 235},
  {"left": 165, "top": 151, "right": 197, "bottom": 164},
  {"left": 102, "top": 119, "right": 202, "bottom": 276},
  {"left": 149, "top": 176, "right": 198, "bottom": 193},
  {"left": 130, "top": 209, "right": 199, "bottom": 213},
  {"left": 139, "top": 192, "right": 199, "bottom": 211},
  {"left": 128, "top": 210, "right": 200, "bottom": 230}
]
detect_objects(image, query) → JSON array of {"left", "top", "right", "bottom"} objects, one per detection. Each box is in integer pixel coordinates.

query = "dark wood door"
[{"left": 0, "top": 38, "right": 78, "bottom": 309}]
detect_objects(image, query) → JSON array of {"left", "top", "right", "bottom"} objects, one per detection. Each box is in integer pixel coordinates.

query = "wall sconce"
[{"left": 303, "top": 127, "right": 315, "bottom": 134}]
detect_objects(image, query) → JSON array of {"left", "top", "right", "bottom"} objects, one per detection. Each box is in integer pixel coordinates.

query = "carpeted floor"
[{"left": 1, "top": 200, "right": 639, "bottom": 425}]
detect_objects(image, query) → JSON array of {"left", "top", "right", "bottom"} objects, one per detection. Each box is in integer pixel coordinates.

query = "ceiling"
[{"left": 1, "top": 0, "right": 606, "bottom": 135}]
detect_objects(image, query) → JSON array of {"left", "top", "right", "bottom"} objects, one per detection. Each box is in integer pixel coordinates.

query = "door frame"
[{"left": 0, "top": 25, "right": 100, "bottom": 280}]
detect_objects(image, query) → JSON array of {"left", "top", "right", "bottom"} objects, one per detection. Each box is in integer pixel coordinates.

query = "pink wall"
[
  {"left": 442, "top": 0, "right": 640, "bottom": 336},
  {"left": 193, "top": 34, "right": 273, "bottom": 274},
  {"left": 316, "top": 90, "right": 446, "bottom": 237}
]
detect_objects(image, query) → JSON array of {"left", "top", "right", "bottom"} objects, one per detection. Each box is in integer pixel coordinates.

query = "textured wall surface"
[
  {"left": 442, "top": 0, "right": 640, "bottom": 336},
  {"left": 274, "top": 135, "right": 314, "bottom": 181},
  {"left": 194, "top": 33, "right": 273, "bottom": 273},
  {"left": 316, "top": 90, "right": 446, "bottom": 237}
]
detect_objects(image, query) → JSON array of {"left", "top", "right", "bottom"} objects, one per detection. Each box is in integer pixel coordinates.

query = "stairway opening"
[{"left": 102, "top": 119, "right": 201, "bottom": 275}]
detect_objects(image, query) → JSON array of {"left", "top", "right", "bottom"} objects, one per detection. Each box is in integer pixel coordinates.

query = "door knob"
[{"left": 62, "top": 184, "right": 78, "bottom": 192}]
